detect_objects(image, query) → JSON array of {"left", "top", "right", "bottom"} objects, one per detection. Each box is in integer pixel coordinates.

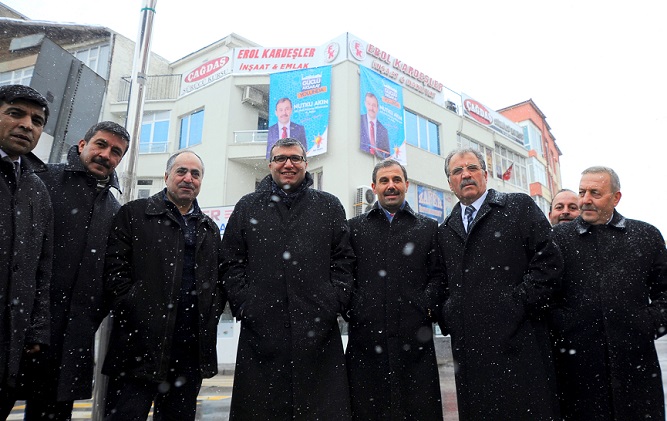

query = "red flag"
[{"left": 502, "top": 163, "right": 513, "bottom": 181}]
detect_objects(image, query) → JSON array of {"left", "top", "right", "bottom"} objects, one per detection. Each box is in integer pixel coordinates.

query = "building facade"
[{"left": 1, "top": 5, "right": 563, "bottom": 365}]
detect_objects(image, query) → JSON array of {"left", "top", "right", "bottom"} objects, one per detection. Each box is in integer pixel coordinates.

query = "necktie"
[
  {"left": 370, "top": 121, "right": 376, "bottom": 154},
  {"left": 2, "top": 156, "right": 18, "bottom": 193},
  {"left": 281, "top": 126, "right": 288, "bottom": 139},
  {"left": 465, "top": 205, "right": 475, "bottom": 232}
]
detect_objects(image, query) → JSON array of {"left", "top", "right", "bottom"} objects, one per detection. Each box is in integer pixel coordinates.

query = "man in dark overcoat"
[
  {"left": 346, "top": 159, "right": 444, "bottom": 420},
  {"left": 438, "top": 148, "right": 563, "bottom": 420},
  {"left": 20, "top": 121, "right": 129, "bottom": 420},
  {"left": 222, "top": 138, "right": 355, "bottom": 420},
  {"left": 0, "top": 85, "right": 52, "bottom": 416},
  {"left": 103, "top": 150, "right": 224, "bottom": 420},
  {"left": 551, "top": 166, "right": 667, "bottom": 420}
]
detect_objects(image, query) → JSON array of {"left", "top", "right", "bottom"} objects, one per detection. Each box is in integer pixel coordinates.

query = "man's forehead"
[
  {"left": 377, "top": 166, "right": 404, "bottom": 179},
  {"left": 272, "top": 146, "right": 303, "bottom": 155},
  {"left": 580, "top": 173, "right": 610, "bottom": 187},
  {"left": 2, "top": 100, "right": 46, "bottom": 116},
  {"left": 450, "top": 152, "right": 479, "bottom": 166}
]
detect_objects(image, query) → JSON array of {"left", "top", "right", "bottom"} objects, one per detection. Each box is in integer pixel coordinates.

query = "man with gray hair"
[
  {"left": 103, "top": 150, "right": 224, "bottom": 420},
  {"left": 438, "top": 148, "right": 563, "bottom": 420},
  {"left": 550, "top": 166, "right": 667, "bottom": 420}
]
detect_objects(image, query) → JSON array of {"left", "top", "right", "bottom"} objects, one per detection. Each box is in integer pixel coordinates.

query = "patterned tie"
[
  {"left": 370, "top": 121, "right": 376, "bottom": 154},
  {"left": 465, "top": 205, "right": 475, "bottom": 232},
  {"left": 281, "top": 126, "right": 288, "bottom": 139}
]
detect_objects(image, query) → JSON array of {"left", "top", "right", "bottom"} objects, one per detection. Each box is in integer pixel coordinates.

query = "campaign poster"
[
  {"left": 266, "top": 66, "right": 331, "bottom": 158},
  {"left": 359, "top": 66, "right": 406, "bottom": 164},
  {"left": 417, "top": 185, "right": 445, "bottom": 223}
]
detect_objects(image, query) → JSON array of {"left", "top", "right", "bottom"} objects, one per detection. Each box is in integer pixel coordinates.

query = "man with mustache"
[
  {"left": 550, "top": 166, "right": 667, "bottom": 420},
  {"left": 548, "top": 188, "right": 580, "bottom": 226},
  {"left": 0, "top": 85, "right": 52, "bottom": 417},
  {"left": 438, "top": 148, "right": 563, "bottom": 420},
  {"left": 103, "top": 150, "right": 224, "bottom": 420},
  {"left": 15, "top": 121, "right": 129, "bottom": 420},
  {"left": 345, "top": 159, "right": 444, "bottom": 420}
]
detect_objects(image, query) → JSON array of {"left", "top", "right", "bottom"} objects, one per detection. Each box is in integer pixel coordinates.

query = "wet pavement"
[{"left": 8, "top": 337, "right": 667, "bottom": 420}]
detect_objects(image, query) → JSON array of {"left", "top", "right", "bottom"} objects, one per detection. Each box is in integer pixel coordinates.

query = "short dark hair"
[
  {"left": 275, "top": 97, "right": 292, "bottom": 110},
  {"left": 166, "top": 149, "right": 205, "bottom": 175},
  {"left": 550, "top": 188, "right": 576, "bottom": 209},
  {"left": 372, "top": 159, "right": 407, "bottom": 184},
  {"left": 83, "top": 121, "right": 131, "bottom": 151},
  {"left": 0, "top": 84, "right": 50, "bottom": 124},
  {"left": 443, "top": 148, "right": 487, "bottom": 179},
  {"left": 269, "top": 138, "right": 307, "bottom": 159}
]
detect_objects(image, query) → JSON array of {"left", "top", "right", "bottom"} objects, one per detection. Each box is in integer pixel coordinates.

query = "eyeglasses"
[
  {"left": 450, "top": 164, "right": 482, "bottom": 176},
  {"left": 271, "top": 155, "right": 306, "bottom": 164}
]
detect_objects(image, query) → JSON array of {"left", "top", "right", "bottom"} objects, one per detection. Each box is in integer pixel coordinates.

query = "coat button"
[{"left": 284, "top": 321, "right": 290, "bottom": 328}]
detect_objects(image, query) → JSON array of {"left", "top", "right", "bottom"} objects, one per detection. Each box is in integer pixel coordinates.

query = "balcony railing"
[
  {"left": 234, "top": 130, "right": 268, "bottom": 143},
  {"left": 117, "top": 74, "right": 181, "bottom": 102}
]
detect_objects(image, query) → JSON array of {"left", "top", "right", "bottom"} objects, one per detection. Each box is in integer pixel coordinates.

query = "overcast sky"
[{"left": 4, "top": 0, "right": 666, "bottom": 235}]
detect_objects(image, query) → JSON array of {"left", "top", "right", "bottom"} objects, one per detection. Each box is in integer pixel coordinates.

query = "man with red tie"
[
  {"left": 266, "top": 97, "right": 307, "bottom": 158},
  {"left": 360, "top": 92, "right": 390, "bottom": 159}
]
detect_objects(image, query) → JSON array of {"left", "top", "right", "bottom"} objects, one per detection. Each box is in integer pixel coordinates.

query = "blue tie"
[{"left": 465, "top": 205, "right": 475, "bottom": 232}]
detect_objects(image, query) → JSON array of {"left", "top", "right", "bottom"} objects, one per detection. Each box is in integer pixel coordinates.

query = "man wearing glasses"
[
  {"left": 222, "top": 138, "right": 355, "bottom": 420},
  {"left": 438, "top": 148, "right": 563, "bottom": 420}
]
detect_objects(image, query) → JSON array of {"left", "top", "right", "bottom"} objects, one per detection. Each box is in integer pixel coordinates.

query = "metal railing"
[
  {"left": 234, "top": 130, "right": 268, "bottom": 143},
  {"left": 116, "top": 74, "right": 181, "bottom": 102}
]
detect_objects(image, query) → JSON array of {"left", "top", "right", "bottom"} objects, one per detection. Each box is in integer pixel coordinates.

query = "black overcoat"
[
  {"left": 34, "top": 145, "right": 121, "bottom": 400},
  {"left": 103, "top": 191, "right": 224, "bottom": 382},
  {"left": 551, "top": 212, "right": 667, "bottom": 420},
  {"left": 222, "top": 174, "right": 355, "bottom": 420},
  {"left": 438, "top": 189, "right": 563, "bottom": 420},
  {"left": 346, "top": 202, "right": 444, "bottom": 421},
  {"left": 0, "top": 153, "right": 52, "bottom": 388}
]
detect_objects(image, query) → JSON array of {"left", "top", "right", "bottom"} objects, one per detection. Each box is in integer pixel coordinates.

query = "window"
[
  {"left": 179, "top": 109, "right": 204, "bottom": 149},
  {"left": 457, "top": 134, "right": 495, "bottom": 178},
  {"left": 529, "top": 157, "right": 547, "bottom": 186},
  {"left": 72, "top": 44, "right": 110, "bottom": 78},
  {"left": 0, "top": 67, "right": 34, "bottom": 86},
  {"left": 140, "top": 111, "right": 170, "bottom": 154},
  {"left": 404, "top": 110, "right": 440, "bottom": 155},
  {"left": 520, "top": 121, "right": 543, "bottom": 155},
  {"left": 494, "top": 144, "right": 528, "bottom": 190},
  {"left": 532, "top": 195, "right": 550, "bottom": 217}
]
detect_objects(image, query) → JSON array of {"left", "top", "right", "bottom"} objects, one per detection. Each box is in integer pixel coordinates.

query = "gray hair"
[
  {"left": 372, "top": 159, "right": 407, "bottom": 184},
  {"left": 166, "top": 149, "right": 205, "bottom": 175},
  {"left": 444, "top": 148, "right": 487, "bottom": 178},
  {"left": 581, "top": 166, "right": 621, "bottom": 192}
]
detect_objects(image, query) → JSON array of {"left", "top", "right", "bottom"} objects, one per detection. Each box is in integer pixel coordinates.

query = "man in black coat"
[
  {"left": 222, "top": 138, "right": 355, "bottom": 420},
  {"left": 438, "top": 148, "right": 563, "bottom": 420},
  {"left": 19, "top": 121, "right": 129, "bottom": 420},
  {"left": 0, "top": 85, "right": 53, "bottom": 417},
  {"left": 346, "top": 159, "right": 444, "bottom": 421},
  {"left": 103, "top": 150, "right": 224, "bottom": 420},
  {"left": 551, "top": 166, "right": 667, "bottom": 420}
]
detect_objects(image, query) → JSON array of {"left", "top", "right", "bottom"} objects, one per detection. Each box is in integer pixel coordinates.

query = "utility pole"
[{"left": 91, "top": 1, "right": 157, "bottom": 418}]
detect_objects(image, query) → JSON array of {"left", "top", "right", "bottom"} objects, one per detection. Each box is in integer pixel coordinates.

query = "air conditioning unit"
[
  {"left": 353, "top": 185, "right": 376, "bottom": 216},
  {"left": 242, "top": 86, "right": 265, "bottom": 107}
]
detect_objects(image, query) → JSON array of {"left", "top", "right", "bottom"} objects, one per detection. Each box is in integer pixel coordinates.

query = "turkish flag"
[{"left": 502, "top": 163, "right": 514, "bottom": 181}]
